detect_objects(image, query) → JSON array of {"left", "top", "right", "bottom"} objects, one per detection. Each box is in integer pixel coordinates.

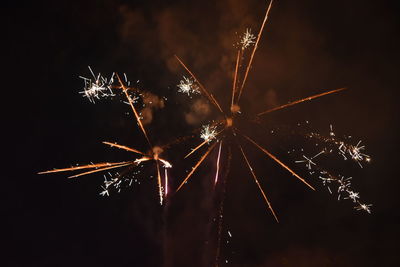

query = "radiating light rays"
[
  {"left": 238, "top": 144, "right": 278, "bottom": 222},
  {"left": 176, "top": 142, "right": 218, "bottom": 192},
  {"left": 38, "top": 161, "right": 130, "bottom": 174},
  {"left": 40, "top": 70, "right": 172, "bottom": 204},
  {"left": 237, "top": 0, "right": 274, "bottom": 102},
  {"left": 257, "top": 87, "right": 347, "bottom": 116},
  {"left": 39, "top": 2, "right": 374, "bottom": 266},
  {"left": 68, "top": 161, "right": 134, "bottom": 179},
  {"left": 241, "top": 133, "right": 315, "bottom": 190}
]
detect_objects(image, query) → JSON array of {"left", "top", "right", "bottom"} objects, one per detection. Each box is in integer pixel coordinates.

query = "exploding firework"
[
  {"left": 38, "top": 0, "right": 373, "bottom": 265},
  {"left": 39, "top": 72, "right": 171, "bottom": 204},
  {"left": 173, "top": 0, "right": 368, "bottom": 221}
]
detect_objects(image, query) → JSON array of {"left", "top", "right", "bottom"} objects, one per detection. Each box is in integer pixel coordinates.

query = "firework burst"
[
  {"left": 39, "top": 71, "right": 171, "bottom": 205},
  {"left": 38, "top": 1, "right": 373, "bottom": 265},
  {"left": 173, "top": 0, "right": 364, "bottom": 224}
]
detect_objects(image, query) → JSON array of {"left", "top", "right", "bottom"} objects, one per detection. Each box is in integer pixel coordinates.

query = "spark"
[
  {"left": 99, "top": 185, "right": 109, "bottom": 197},
  {"left": 177, "top": 76, "right": 200, "bottom": 96},
  {"left": 355, "top": 203, "right": 372, "bottom": 213},
  {"left": 240, "top": 28, "right": 256, "bottom": 50},
  {"left": 40, "top": 4, "right": 374, "bottom": 264},
  {"left": 345, "top": 190, "right": 360, "bottom": 203},
  {"left": 79, "top": 66, "right": 114, "bottom": 103},
  {"left": 174, "top": 55, "right": 224, "bottom": 114},
  {"left": 200, "top": 124, "right": 218, "bottom": 143},
  {"left": 295, "top": 151, "right": 324, "bottom": 170}
]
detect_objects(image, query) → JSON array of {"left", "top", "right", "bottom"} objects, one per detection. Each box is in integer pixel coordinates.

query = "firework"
[
  {"left": 286, "top": 123, "right": 373, "bottom": 212},
  {"left": 39, "top": 1, "right": 373, "bottom": 265},
  {"left": 173, "top": 0, "right": 371, "bottom": 227},
  {"left": 177, "top": 76, "right": 201, "bottom": 96},
  {"left": 78, "top": 66, "right": 115, "bottom": 103},
  {"left": 39, "top": 72, "right": 171, "bottom": 204}
]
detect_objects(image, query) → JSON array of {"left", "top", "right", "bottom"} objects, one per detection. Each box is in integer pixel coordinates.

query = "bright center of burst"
[
  {"left": 226, "top": 117, "right": 233, "bottom": 128},
  {"left": 227, "top": 104, "right": 240, "bottom": 128},
  {"left": 152, "top": 146, "right": 163, "bottom": 160}
]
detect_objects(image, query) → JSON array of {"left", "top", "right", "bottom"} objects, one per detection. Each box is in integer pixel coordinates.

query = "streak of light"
[
  {"left": 239, "top": 144, "right": 278, "bottom": 222},
  {"left": 185, "top": 129, "right": 224, "bottom": 159},
  {"left": 242, "top": 133, "right": 315, "bottom": 190},
  {"left": 38, "top": 161, "right": 130, "bottom": 174},
  {"left": 156, "top": 161, "right": 163, "bottom": 205},
  {"left": 164, "top": 168, "right": 169, "bottom": 197},
  {"left": 68, "top": 161, "right": 134, "bottom": 178},
  {"left": 176, "top": 142, "right": 218, "bottom": 192},
  {"left": 116, "top": 73, "right": 152, "bottom": 147},
  {"left": 230, "top": 50, "right": 241, "bottom": 112},
  {"left": 237, "top": 0, "right": 274, "bottom": 102},
  {"left": 257, "top": 87, "right": 347, "bottom": 116},
  {"left": 102, "top": 141, "right": 145, "bottom": 155},
  {"left": 214, "top": 141, "right": 223, "bottom": 186}
]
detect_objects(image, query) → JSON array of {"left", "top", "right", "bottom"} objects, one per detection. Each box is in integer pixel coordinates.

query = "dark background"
[{"left": 4, "top": 0, "right": 399, "bottom": 266}]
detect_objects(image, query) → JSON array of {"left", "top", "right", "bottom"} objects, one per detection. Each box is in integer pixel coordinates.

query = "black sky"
[{"left": 5, "top": 0, "right": 400, "bottom": 266}]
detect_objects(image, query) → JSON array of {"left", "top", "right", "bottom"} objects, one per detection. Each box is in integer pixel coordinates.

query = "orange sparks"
[
  {"left": 237, "top": 0, "right": 273, "bottom": 102},
  {"left": 174, "top": 55, "right": 224, "bottom": 114},
  {"left": 176, "top": 142, "right": 218, "bottom": 192},
  {"left": 242, "top": 134, "right": 315, "bottom": 190},
  {"left": 239, "top": 145, "right": 278, "bottom": 222},
  {"left": 185, "top": 139, "right": 210, "bottom": 159},
  {"left": 38, "top": 161, "right": 130, "bottom": 174},
  {"left": 257, "top": 87, "right": 347, "bottom": 116},
  {"left": 115, "top": 73, "right": 152, "bottom": 147},
  {"left": 103, "top": 141, "right": 145, "bottom": 155},
  {"left": 68, "top": 161, "right": 135, "bottom": 179}
]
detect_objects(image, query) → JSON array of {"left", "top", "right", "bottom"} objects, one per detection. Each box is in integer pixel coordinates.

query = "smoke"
[
  {"left": 184, "top": 99, "right": 211, "bottom": 125},
  {"left": 140, "top": 91, "right": 165, "bottom": 125}
]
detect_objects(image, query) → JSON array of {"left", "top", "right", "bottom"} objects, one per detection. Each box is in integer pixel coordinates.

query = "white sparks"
[
  {"left": 355, "top": 203, "right": 372, "bottom": 214},
  {"left": 79, "top": 66, "right": 114, "bottom": 103},
  {"left": 228, "top": 230, "right": 232, "bottom": 238},
  {"left": 177, "top": 76, "right": 200, "bottom": 96},
  {"left": 99, "top": 186, "right": 109, "bottom": 197},
  {"left": 200, "top": 124, "right": 217, "bottom": 143},
  {"left": 240, "top": 28, "right": 256, "bottom": 50},
  {"left": 345, "top": 190, "right": 360, "bottom": 203},
  {"left": 295, "top": 151, "right": 324, "bottom": 170}
]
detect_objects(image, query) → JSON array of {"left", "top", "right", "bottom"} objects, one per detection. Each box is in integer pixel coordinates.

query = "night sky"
[{"left": 5, "top": 0, "right": 400, "bottom": 266}]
